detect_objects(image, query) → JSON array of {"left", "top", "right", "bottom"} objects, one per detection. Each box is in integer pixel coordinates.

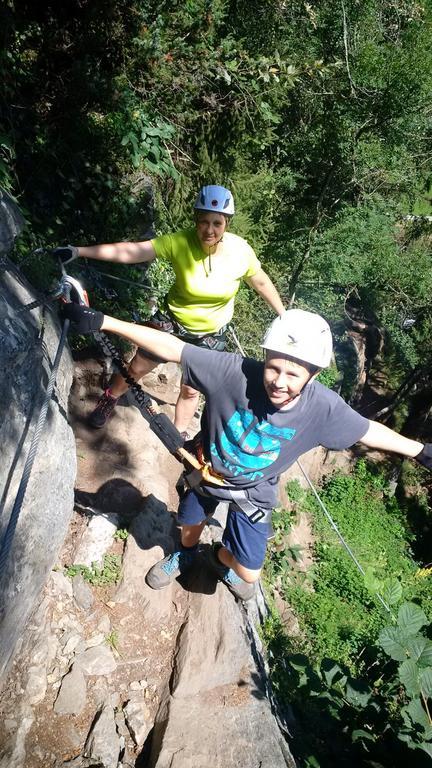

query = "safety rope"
[
  {"left": 0, "top": 318, "right": 70, "bottom": 577},
  {"left": 228, "top": 324, "right": 247, "bottom": 357},
  {"left": 83, "top": 263, "right": 157, "bottom": 294}
]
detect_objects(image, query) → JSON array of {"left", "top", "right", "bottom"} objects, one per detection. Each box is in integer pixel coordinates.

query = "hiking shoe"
[
  {"left": 88, "top": 388, "right": 118, "bottom": 428},
  {"left": 145, "top": 549, "right": 197, "bottom": 590},
  {"left": 205, "top": 543, "right": 256, "bottom": 602}
]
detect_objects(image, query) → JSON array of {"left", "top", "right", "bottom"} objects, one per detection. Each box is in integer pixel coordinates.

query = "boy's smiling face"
[{"left": 263, "top": 352, "right": 318, "bottom": 409}]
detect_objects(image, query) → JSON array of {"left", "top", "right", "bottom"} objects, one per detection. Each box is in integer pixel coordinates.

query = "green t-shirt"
[{"left": 151, "top": 228, "right": 261, "bottom": 333}]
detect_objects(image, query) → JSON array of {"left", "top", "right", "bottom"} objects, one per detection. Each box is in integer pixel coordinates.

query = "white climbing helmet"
[
  {"left": 261, "top": 309, "right": 333, "bottom": 368},
  {"left": 194, "top": 185, "right": 235, "bottom": 216}
]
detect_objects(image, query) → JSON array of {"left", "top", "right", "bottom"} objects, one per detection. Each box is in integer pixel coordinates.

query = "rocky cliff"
[{"left": 0, "top": 192, "right": 76, "bottom": 682}]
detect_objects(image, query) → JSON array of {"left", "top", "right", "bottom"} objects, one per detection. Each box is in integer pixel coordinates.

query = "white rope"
[{"left": 229, "top": 325, "right": 247, "bottom": 357}]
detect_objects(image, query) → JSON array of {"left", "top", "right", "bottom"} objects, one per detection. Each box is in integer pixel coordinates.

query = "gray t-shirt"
[{"left": 181, "top": 346, "right": 369, "bottom": 508}]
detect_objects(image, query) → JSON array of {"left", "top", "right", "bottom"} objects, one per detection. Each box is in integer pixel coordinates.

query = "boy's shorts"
[
  {"left": 137, "top": 307, "right": 228, "bottom": 363},
  {"left": 177, "top": 489, "right": 271, "bottom": 571}
]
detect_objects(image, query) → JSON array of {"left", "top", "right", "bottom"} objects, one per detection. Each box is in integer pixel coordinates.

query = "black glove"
[
  {"left": 61, "top": 302, "right": 104, "bottom": 333},
  {"left": 52, "top": 245, "right": 79, "bottom": 265},
  {"left": 415, "top": 444, "right": 432, "bottom": 470}
]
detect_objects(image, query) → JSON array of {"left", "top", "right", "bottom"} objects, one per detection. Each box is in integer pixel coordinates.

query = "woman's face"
[{"left": 195, "top": 212, "right": 227, "bottom": 248}]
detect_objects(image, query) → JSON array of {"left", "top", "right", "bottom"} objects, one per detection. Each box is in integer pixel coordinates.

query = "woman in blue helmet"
[{"left": 55, "top": 185, "right": 285, "bottom": 432}]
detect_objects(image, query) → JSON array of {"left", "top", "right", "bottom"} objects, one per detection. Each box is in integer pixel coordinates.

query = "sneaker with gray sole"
[
  {"left": 205, "top": 543, "right": 256, "bottom": 602},
  {"left": 145, "top": 549, "right": 197, "bottom": 590}
]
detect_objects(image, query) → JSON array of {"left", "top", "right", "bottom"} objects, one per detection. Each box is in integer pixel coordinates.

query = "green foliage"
[
  {"left": 263, "top": 603, "right": 432, "bottom": 766},
  {"left": 378, "top": 603, "right": 432, "bottom": 755},
  {"left": 105, "top": 629, "right": 120, "bottom": 654},
  {"left": 263, "top": 461, "right": 432, "bottom": 764},
  {"left": 64, "top": 554, "right": 122, "bottom": 587},
  {"left": 113, "top": 528, "right": 129, "bottom": 541},
  {"left": 316, "top": 364, "right": 340, "bottom": 390},
  {"left": 118, "top": 102, "right": 179, "bottom": 178},
  {"left": 272, "top": 461, "right": 431, "bottom": 669},
  {"left": 3, "top": 0, "right": 432, "bottom": 398}
]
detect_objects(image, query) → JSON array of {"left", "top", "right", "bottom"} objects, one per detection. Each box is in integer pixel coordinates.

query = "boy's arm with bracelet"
[
  {"left": 102, "top": 315, "right": 184, "bottom": 363},
  {"left": 61, "top": 304, "right": 184, "bottom": 363}
]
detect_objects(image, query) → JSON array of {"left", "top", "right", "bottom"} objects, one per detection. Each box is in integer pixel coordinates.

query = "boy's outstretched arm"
[
  {"left": 61, "top": 303, "right": 185, "bottom": 363},
  {"left": 102, "top": 315, "right": 185, "bottom": 363},
  {"left": 359, "top": 420, "right": 423, "bottom": 458}
]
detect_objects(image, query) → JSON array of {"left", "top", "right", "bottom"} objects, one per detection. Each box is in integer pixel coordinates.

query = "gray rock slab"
[
  {"left": 152, "top": 690, "right": 295, "bottom": 768},
  {"left": 149, "top": 562, "right": 296, "bottom": 768},
  {"left": 85, "top": 632, "right": 105, "bottom": 648},
  {"left": 73, "top": 574, "right": 94, "bottom": 612},
  {"left": 84, "top": 703, "right": 120, "bottom": 768},
  {"left": 75, "top": 645, "right": 117, "bottom": 676},
  {"left": 0, "top": 704, "right": 34, "bottom": 768},
  {"left": 54, "top": 664, "right": 87, "bottom": 716},
  {"left": 123, "top": 699, "right": 151, "bottom": 746},
  {"left": 171, "top": 577, "right": 251, "bottom": 698},
  {"left": 97, "top": 614, "right": 111, "bottom": 635},
  {"left": 0, "top": 190, "right": 24, "bottom": 253},
  {"left": 128, "top": 495, "right": 175, "bottom": 551},
  {"left": 25, "top": 664, "right": 47, "bottom": 705},
  {"left": 50, "top": 570, "right": 74, "bottom": 598},
  {"left": 115, "top": 539, "right": 175, "bottom": 620},
  {"left": 73, "top": 513, "right": 119, "bottom": 568},
  {"left": 60, "top": 755, "right": 105, "bottom": 767}
]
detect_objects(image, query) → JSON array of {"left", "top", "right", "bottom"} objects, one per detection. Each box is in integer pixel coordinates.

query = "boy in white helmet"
[{"left": 62, "top": 303, "right": 432, "bottom": 601}]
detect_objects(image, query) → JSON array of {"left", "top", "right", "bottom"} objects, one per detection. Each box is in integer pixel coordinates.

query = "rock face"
[
  {"left": 0, "top": 241, "right": 76, "bottom": 682},
  {"left": 0, "top": 330, "right": 297, "bottom": 766},
  {"left": 150, "top": 566, "right": 295, "bottom": 768}
]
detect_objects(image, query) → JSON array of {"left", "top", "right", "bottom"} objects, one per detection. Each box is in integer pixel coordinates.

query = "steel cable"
[
  {"left": 296, "top": 459, "right": 391, "bottom": 613},
  {"left": 0, "top": 319, "right": 70, "bottom": 577}
]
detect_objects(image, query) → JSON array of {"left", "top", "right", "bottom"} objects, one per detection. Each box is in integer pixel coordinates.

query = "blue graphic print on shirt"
[{"left": 210, "top": 408, "right": 296, "bottom": 480}]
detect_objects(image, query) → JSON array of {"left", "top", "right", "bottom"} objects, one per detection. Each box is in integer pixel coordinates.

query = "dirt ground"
[{"left": 0, "top": 355, "right": 195, "bottom": 767}]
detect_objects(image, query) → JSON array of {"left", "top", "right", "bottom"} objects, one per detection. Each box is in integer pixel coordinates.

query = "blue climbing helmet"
[{"left": 194, "top": 185, "right": 235, "bottom": 216}]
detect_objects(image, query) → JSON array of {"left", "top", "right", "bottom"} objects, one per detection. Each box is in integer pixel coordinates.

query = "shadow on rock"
[
  {"left": 178, "top": 547, "right": 217, "bottom": 597},
  {"left": 74, "top": 479, "right": 148, "bottom": 527}
]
